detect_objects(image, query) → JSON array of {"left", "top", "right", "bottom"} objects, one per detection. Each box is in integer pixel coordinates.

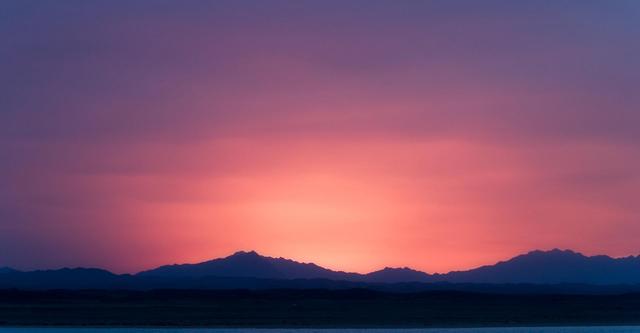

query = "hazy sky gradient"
[{"left": 1, "top": 0, "right": 640, "bottom": 273}]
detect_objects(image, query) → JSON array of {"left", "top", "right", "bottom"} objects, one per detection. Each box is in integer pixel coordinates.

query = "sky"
[{"left": 1, "top": 0, "right": 640, "bottom": 274}]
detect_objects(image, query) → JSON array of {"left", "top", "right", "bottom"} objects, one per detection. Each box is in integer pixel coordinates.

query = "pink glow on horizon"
[
  {"left": 2, "top": 1, "right": 640, "bottom": 274},
  {"left": 10, "top": 137, "right": 636, "bottom": 274}
]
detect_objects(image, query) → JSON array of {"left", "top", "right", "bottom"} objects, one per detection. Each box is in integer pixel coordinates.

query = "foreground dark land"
[{"left": 2, "top": 289, "right": 640, "bottom": 327}]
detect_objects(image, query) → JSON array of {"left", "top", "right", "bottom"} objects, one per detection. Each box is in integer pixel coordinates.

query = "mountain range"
[{"left": 2, "top": 249, "right": 640, "bottom": 292}]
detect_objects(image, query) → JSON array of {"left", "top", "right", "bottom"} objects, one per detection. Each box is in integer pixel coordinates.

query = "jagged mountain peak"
[
  {"left": 136, "top": 250, "right": 359, "bottom": 281},
  {"left": 525, "top": 248, "right": 584, "bottom": 257},
  {"left": 377, "top": 266, "right": 424, "bottom": 273},
  {"left": 3, "top": 249, "right": 640, "bottom": 289},
  {"left": 229, "top": 250, "right": 261, "bottom": 257},
  {"left": 435, "top": 249, "right": 640, "bottom": 284},
  {"left": 366, "top": 266, "right": 431, "bottom": 283}
]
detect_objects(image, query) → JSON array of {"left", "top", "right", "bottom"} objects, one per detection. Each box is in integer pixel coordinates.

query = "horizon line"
[{"left": 4, "top": 247, "right": 640, "bottom": 276}]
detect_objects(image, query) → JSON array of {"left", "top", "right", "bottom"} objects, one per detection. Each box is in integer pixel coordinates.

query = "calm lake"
[{"left": 2, "top": 328, "right": 640, "bottom": 333}]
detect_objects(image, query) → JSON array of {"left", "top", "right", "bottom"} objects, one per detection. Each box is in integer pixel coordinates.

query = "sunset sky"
[{"left": 1, "top": 0, "right": 640, "bottom": 274}]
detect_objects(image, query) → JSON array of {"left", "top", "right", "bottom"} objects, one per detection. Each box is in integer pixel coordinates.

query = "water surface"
[{"left": 2, "top": 328, "right": 640, "bottom": 333}]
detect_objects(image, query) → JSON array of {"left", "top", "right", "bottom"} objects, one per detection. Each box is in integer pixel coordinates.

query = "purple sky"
[{"left": 1, "top": 0, "right": 640, "bottom": 273}]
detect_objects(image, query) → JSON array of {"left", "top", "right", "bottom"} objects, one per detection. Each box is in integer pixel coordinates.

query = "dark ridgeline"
[
  {"left": 0, "top": 267, "right": 126, "bottom": 289},
  {"left": 364, "top": 267, "right": 432, "bottom": 283},
  {"left": 136, "top": 250, "right": 361, "bottom": 280},
  {"left": 0, "top": 267, "right": 15, "bottom": 274},
  {"left": 137, "top": 248, "right": 640, "bottom": 285},
  {"left": 431, "top": 249, "right": 640, "bottom": 284},
  {"left": 3, "top": 250, "right": 640, "bottom": 327},
  {"left": 1, "top": 249, "right": 640, "bottom": 291}
]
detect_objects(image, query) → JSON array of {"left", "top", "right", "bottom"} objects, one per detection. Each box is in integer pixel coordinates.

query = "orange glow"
[
  {"left": 4, "top": 1, "right": 640, "bottom": 273},
  {"left": 36, "top": 137, "right": 636, "bottom": 274}
]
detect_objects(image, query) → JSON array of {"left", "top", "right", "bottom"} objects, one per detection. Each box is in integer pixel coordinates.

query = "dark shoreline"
[{"left": 2, "top": 289, "right": 640, "bottom": 328}]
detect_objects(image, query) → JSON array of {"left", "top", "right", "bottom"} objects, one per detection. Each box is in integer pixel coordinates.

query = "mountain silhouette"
[
  {"left": 0, "top": 267, "right": 16, "bottom": 274},
  {"left": 1, "top": 249, "right": 640, "bottom": 290},
  {"left": 364, "top": 267, "right": 431, "bottom": 283},
  {"left": 137, "top": 250, "right": 360, "bottom": 280},
  {"left": 432, "top": 249, "right": 640, "bottom": 284},
  {"left": 138, "top": 249, "right": 640, "bottom": 285},
  {"left": 0, "top": 268, "right": 122, "bottom": 289}
]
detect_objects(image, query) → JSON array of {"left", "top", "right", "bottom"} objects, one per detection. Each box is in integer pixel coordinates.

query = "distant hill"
[
  {"left": 364, "top": 267, "right": 431, "bottom": 283},
  {"left": 0, "top": 267, "right": 16, "bottom": 274},
  {"left": 1, "top": 249, "right": 640, "bottom": 291},
  {"left": 137, "top": 250, "right": 360, "bottom": 281},
  {"left": 0, "top": 268, "right": 123, "bottom": 289},
  {"left": 433, "top": 249, "right": 640, "bottom": 284},
  {"left": 139, "top": 249, "right": 640, "bottom": 285}
]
